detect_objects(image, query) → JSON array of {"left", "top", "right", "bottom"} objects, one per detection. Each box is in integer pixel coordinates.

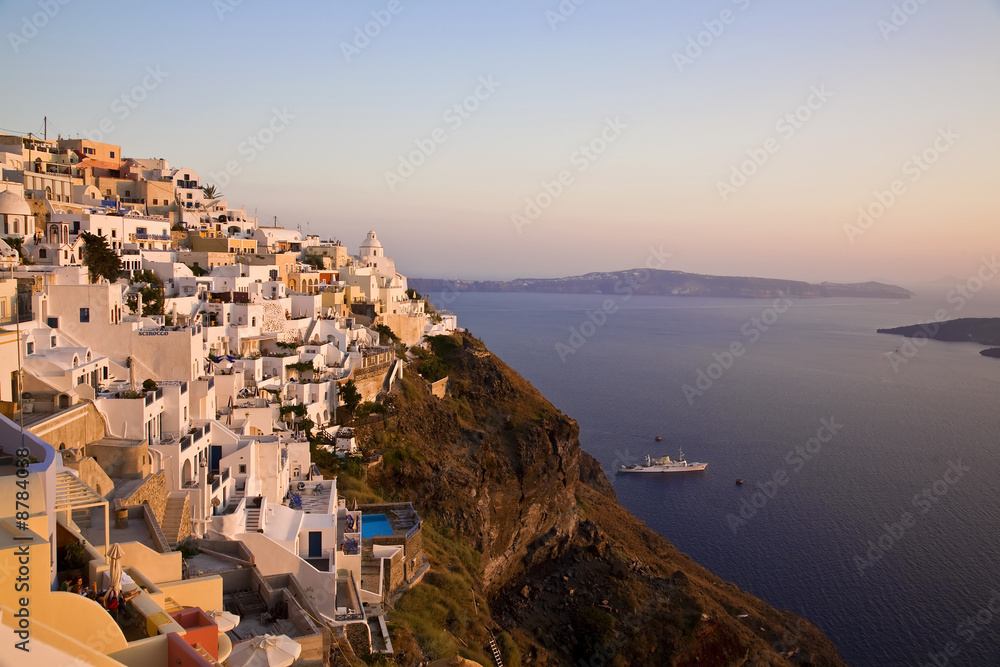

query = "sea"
[{"left": 435, "top": 290, "right": 1000, "bottom": 667}]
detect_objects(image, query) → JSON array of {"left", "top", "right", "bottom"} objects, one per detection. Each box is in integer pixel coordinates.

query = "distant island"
[
  {"left": 411, "top": 269, "right": 914, "bottom": 300},
  {"left": 878, "top": 318, "right": 1000, "bottom": 358}
]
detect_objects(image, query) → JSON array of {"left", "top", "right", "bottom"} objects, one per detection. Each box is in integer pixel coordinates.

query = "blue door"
[
  {"left": 308, "top": 531, "right": 322, "bottom": 558},
  {"left": 210, "top": 445, "right": 222, "bottom": 472}
]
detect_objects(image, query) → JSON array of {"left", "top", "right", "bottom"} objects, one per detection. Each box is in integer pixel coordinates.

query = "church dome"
[
  {"left": 360, "top": 230, "right": 382, "bottom": 251},
  {"left": 0, "top": 189, "right": 31, "bottom": 216}
]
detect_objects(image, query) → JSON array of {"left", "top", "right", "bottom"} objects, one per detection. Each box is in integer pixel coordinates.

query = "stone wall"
[
  {"left": 376, "top": 313, "right": 426, "bottom": 347},
  {"left": 28, "top": 402, "right": 107, "bottom": 451},
  {"left": 429, "top": 377, "right": 448, "bottom": 399},
  {"left": 120, "top": 471, "right": 168, "bottom": 526},
  {"left": 175, "top": 495, "right": 192, "bottom": 545},
  {"left": 349, "top": 361, "right": 393, "bottom": 403},
  {"left": 76, "top": 457, "right": 115, "bottom": 499},
  {"left": 403, "top": 526, "right": 423, "bottom": 582},
  {"left": 88, "top": 441, "right": 152, "bottom": 480},
  {"left": 262, "top": 302, "right": 286, "bottom": 333}
]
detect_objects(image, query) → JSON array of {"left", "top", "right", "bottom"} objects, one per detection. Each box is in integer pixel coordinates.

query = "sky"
[{"left": 2, "top": 0, "right": 999, "bottom": 287}]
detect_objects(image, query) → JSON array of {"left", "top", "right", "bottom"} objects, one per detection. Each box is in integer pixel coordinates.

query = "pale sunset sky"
[{"left": 2, "top": 0, "right": 998, "bottom": 286}]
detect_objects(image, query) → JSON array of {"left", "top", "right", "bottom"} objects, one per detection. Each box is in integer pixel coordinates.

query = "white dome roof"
[
  {"left": 0, "top": 190, "right": 31, "bottom": 217},
  {"left": 360, "top": 230, "right": 382, "bottom": 250}
]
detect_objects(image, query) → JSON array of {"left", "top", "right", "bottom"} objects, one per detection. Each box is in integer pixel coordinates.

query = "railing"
[
  {"left": 221, "top": 468, "right": 229, "bottom": 483},
  {"left": 135, "top": 232, "right": 171, "bottom": 241},
  {"left": 180, "top": 436, "right": 192, "bottom": 452},
  {"left": 211, "top": 477, "right": 220, "bottom": 492},
  {"left": 144, "top": 388, "right": 162, "bottom": 406}
]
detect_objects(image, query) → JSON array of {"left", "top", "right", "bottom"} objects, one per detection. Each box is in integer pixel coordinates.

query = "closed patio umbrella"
[{"left": 106, "top": 543, "right": 125, "bottom": 595}]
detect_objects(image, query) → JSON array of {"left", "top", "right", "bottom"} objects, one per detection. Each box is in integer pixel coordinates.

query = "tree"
[
  {"left": 339, "top": 379, "right": 362, "bottom": 419},
  {"left": 405, "top": 288, "right": 422, "bottom": 300},
  {"left": 201, "top": 184, "right": 222, "bottom": 200},
  {"left": 80, "top": 232, "right": 121, "bottom": 284},
  {"left": 128, "top": 270, "right": 165, "bottom": 316},
  {"left": 3, "top": 237, "right": 32, "bottom": 265},
  {"left": 373, "top": 324, "right": 400, "bottom": 346},
  {"left": 141, "top": 378, "right": 158, "bottom": 392}
]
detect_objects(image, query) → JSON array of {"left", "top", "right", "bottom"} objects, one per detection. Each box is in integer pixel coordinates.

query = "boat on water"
[{"left": 617, "top": 448, "right": 707, "bottom": 474}]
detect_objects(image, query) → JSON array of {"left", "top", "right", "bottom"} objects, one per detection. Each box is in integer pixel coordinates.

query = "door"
[
  {"left": 210, "top": 445, "right": 222, "bottom": 472},
  {"left": 308, "top": 531, "right": 322, "bottom": 558}
]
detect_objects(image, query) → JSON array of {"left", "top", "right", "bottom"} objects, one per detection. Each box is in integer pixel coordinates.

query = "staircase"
[
  {"left": 71, "top": 508, "right": 93, "bottom": 532},
  {"left": 224, "top": 486, "right": 245, "bottom": 514},
  {"left": 161, "top": 493, "right": 188, "bottom": 548},
  {"left": 488, "top": 632, "right": 505, "bottom": 667},
  {"left": 245, "top": 506, "right": 261, "bottom": 532},
  {"left": 193, "top": 643, "right": 223, "bottom": 666}
]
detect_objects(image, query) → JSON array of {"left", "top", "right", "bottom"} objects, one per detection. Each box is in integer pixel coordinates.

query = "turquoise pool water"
[{"left": 361, "top": 514, "right": 393, "bottom": 538}]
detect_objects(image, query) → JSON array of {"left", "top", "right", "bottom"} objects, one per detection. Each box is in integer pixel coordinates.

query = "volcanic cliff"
[{"left": 358, "top": 333, "right": 847, "bottom": 666}]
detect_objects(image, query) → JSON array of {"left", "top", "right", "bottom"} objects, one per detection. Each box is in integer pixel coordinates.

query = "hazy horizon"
[{"left": 2, "top": 0, "right": 998, "bottom": 288}]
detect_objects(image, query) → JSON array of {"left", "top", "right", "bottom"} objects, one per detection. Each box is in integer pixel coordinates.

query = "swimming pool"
[{"left": 361, "top": 513, "right": 393, "bottom": 539}]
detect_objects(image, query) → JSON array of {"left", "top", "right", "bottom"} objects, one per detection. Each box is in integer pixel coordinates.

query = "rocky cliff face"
[{"left": 368, "top": 334, "right": 846, "bottom": 666}]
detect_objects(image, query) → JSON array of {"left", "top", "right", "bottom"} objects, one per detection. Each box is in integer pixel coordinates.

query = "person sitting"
[
  {"left": 71, "top": 577, "right": 85, "bottom": 595},
  {"left": 60, "top": 577, "right": 73, "bottom": 592}
]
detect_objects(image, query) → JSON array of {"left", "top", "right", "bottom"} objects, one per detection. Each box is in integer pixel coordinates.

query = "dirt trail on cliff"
[{"left": 365, "top": 333, "right": 847, "bottom": 666}]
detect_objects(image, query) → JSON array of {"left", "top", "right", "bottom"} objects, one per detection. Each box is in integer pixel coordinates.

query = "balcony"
[{"left": 135, "top": 232, "right": 171, "bottom": 241}]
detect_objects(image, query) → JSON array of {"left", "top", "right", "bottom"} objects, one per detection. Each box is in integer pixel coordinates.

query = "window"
[
  {"left": 124, "top": 190, "right": 130, "bottom": 197},
  {"left": 103, "top": 367, "right": 108, "bottom": 379},
  {"left": 97, "top": 228, "right": 102, "bottom": 236},
  {"left": 79, "top": 308, "right": 89, "bottom": 323},
  {"left": 184, "top": 173, "right": 190, "bottom": 180},
  {"left": 152, "top": 199, "right": 158, "bottom": 205},
  {"left": 38, "top": 248, "right": 46, "bottom": 259},
  {"left": 46, "top": 317, "right": 58, "bottom": 328},
  {"left": 26, "top": 342, "right": 33, "bottom": 355},
  {"left": 111, "top": 229, "right": 116, "bottom": 238},
  {"left": 186, "top": 193, "right": 192, "bottom": 199},
  {"left": 109, "top": 151, "right": 115, "bottom": 158},
  {"left": 238, "top": 464, "right": 247, "bottom": 474},
  {"left": 50, "top": 336, "right": 57, "bottom": 348}
]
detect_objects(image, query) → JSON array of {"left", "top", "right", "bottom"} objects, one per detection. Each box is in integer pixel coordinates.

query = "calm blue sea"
[{"left": 439, "top": 291, "right": 1000, "bottom": 667}]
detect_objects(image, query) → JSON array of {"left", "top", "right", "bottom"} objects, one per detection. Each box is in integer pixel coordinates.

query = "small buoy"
[
  {"left": 655, "top": 436, "right": 662, "bottom": 442},
  {"left": 735, "top": 479, "right": 744, "bottom": 485}
]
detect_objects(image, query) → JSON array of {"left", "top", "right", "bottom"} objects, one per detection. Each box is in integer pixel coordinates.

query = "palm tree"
[{"left": 201, "top": 184, "right": 222, "bottom": 200}]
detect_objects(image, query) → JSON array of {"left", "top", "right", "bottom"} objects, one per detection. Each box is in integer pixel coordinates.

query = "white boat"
[{"left": 617, "top": 448, "right": 707, "bottom": 474}]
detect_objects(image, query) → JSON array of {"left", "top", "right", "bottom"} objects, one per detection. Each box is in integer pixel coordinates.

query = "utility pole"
[{"left": 43, "top": 116, "right": 47, "bottom": 141}]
